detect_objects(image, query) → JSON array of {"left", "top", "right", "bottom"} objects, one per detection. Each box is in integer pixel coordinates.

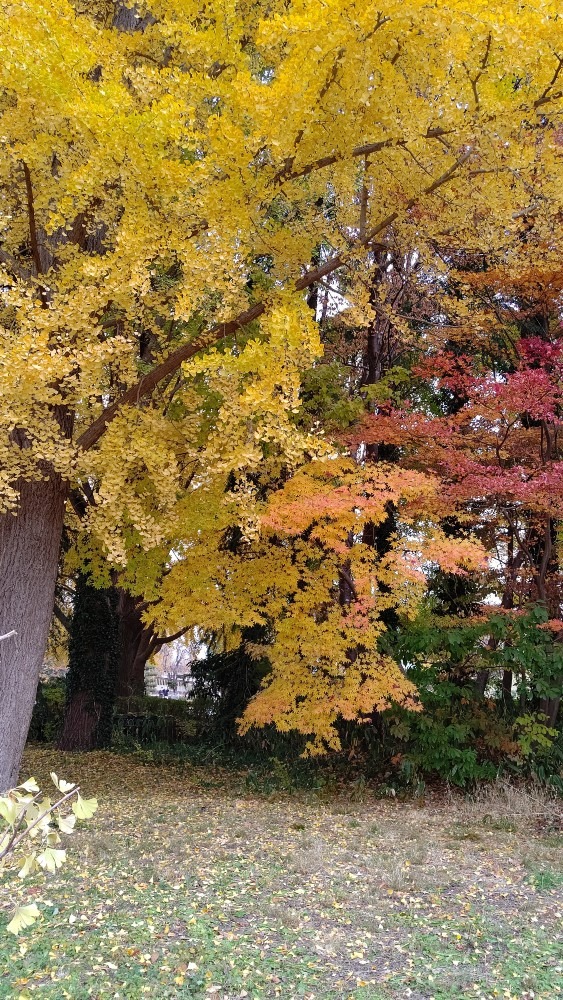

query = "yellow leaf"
[
  {"left": 7, "top": 904, "right": 40, "bottom": 935},
  {"left": 72, "top": 795, "right": 98, "bottom": 820}
]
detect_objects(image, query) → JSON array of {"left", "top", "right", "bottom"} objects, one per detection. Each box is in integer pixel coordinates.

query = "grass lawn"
[{"left": 1, "top": 747, "right": 562, "bottom": 1000}]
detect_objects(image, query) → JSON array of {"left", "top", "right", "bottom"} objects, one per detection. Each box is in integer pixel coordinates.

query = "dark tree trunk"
[
  {"left": 59, "top": 583, "right": 155, "bottom": 751},
  {"left": 475, "top": 670, "right": 489, "bottom": 698},
  {"left": 115, "top": 589, "right": 155, "bottom": 698},
  {"left": 539, "top": 696, "right": 560, "bottom": 727},
  {"left": 58, "top": 575, "right": 119, "bottom": 751},
  {"left": 0, "top": 474, "right": 66, "bottom": 791},
  {"left": 501, "top": 669, "right": 513, "bottom": 707}
]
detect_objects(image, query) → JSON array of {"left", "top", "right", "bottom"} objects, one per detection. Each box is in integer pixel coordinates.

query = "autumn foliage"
[{"left": 2, "top": 1, "right": 563, "bottom": 784}]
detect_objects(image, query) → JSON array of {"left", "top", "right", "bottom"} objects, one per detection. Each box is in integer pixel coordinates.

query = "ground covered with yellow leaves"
[{"left": 1, "top": 747, "right": 562, "bottom": 999}]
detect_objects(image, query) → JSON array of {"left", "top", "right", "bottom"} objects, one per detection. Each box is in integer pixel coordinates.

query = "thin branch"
[
  {"left": 463, "top": 33, "right": 492, "bottom": 110},
  {"left": 359, "top": 156, "right": 369, "bottom": 238},
  {"left": 162, "top": 373, "right": 184, "bottom": 418},
  {"left": 338, "top": 566, "right": 358, "bottom": 601},
  {"left": 76, "top": 149, "right": 473, "bottom": 452},
  {"left": 537, "top": 517, "right": 552, "bottom": 602},
  {"left": 274, "top": 127, "right": 451, "bottom": 185},
  {"left": 534, "top": 52, "right": 563, "bottom": 108},
  {"left": 359, "top": 12, "right": 391, "bottom": 44},
  {"left": 21, "top": 162, "right": 43, "bottom": 277},
  {"left": 0, "top": 630, "right": 16, "bottom": 642},
  {"left": 0, "top": 793, "right": 41, "bottom": 861},
  {"left": 275, "top": 47, "right": 346, "bottom": 180},
  {"left": 53, "top": 605, "right": 71, "bottom": 633},
  {"left": 0, "top": 785, "right": 80, "bottom": 862}
]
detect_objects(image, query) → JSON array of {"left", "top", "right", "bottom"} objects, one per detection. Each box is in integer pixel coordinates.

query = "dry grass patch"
[{"left": 452, "top": 777, "right": 562, "bottom": 829}]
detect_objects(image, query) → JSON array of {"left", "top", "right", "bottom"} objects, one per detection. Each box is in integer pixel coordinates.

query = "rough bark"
[
  {"left": 539, "top": 696, "right": 560, "bottom": 728},
  {"left": 0, "top": 474, "right": 66, "bottom": 791}
]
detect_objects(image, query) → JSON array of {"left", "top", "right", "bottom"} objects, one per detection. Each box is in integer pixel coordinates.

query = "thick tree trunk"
[
  {"left": 115, "top": 590, "right": 155, "bottom": 699},
  {"left": 0, "top": 475, "right": 66, "bottom": 791},
  {"left": 58, "top": 575, "right": 119, "bottom": 751},
  {"left": 58, "top": 585, "right": 154, "bottom": 751}
]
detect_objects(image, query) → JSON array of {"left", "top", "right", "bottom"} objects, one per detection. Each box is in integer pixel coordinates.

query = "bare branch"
[
  {"left": 53, "top": 605, "right": 71, "bottom": 633},
  {"left": 274, "top": 127, "right": 451, "bottom": 186},
  {"left": 534, "top": 52, "right": 563, "bottom": 108}
]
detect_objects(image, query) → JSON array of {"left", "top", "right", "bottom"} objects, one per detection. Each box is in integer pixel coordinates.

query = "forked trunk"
[{"left": 0, "top": 474, "right": 66, "bottom": 791}]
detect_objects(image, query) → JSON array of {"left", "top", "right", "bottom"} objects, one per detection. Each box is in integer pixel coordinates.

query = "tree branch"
[
  {"left": 463, "top": 33, "right": 492, "bottom": 110},
  {"left": 273, "top": 127, "right": 451, "bottom": 185},
  {"left": 534, "top": 53, "right": 563, "bottom": 109},
  {"left": 148, "top": 626, "right": 190, "bottom": 658},
  {"left": 53, "top": 605, "right": 71, "bottom": 633},
  {"left": 76, "top": 149, "right": 473, "bottom": 452},
  {"left": 338, "top": 566, "right": 358, "bottom": 601},
  {"left": 21, "top": 162, "right": 43, "bottom": 277},
  {"left": 0, "top": 785, "right": 81, "bottom": 862}
]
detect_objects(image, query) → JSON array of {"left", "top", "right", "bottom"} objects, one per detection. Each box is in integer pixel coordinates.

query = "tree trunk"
[
  {"left": 539, "top": 696, "right": 560, "bottom": 728},
  {"left": 475, "top": 670, "right": 489, "bottom": 698},
  {"left": 501, "top": 669, "right": 513, "bottom": 708},
  {"left": 115, "top": 590, "right": 155, "bottom": 699},
  {"left": 58, "top": 575, "right": 119, "bottom": 751},
  {"left": 58, "top": 584, "right": 154, "bottom": 751},
  {"left": 0, "top": 474, "right": 66, "bottom": 791}
]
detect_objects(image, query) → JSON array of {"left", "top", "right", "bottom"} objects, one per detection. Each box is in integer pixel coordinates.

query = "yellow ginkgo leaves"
[{"left": 0, "top": 774, "right": 97, "bottom": 934}]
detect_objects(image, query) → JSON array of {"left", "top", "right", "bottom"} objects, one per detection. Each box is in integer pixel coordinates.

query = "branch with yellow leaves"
[{"left": 76, "top": 148, "right": 473, "bottom": 452}]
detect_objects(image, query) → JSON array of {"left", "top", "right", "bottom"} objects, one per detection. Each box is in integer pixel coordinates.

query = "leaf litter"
[{"left": 0, "top": 747, "right": 561, "bottom": 999}]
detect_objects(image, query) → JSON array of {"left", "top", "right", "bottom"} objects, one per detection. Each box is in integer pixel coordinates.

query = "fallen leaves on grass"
[{"left": 0, "top": 747, "right": 560, "bottom": 999}]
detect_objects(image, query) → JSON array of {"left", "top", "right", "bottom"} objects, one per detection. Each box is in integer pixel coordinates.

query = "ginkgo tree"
[{"left": 1, "top": 0, "right": 563, "bottom": 789}]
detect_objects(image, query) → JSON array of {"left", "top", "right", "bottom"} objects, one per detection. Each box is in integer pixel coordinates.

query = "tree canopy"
[{"left": 2, "top": 0, "right": 563, "bottom": 786}]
